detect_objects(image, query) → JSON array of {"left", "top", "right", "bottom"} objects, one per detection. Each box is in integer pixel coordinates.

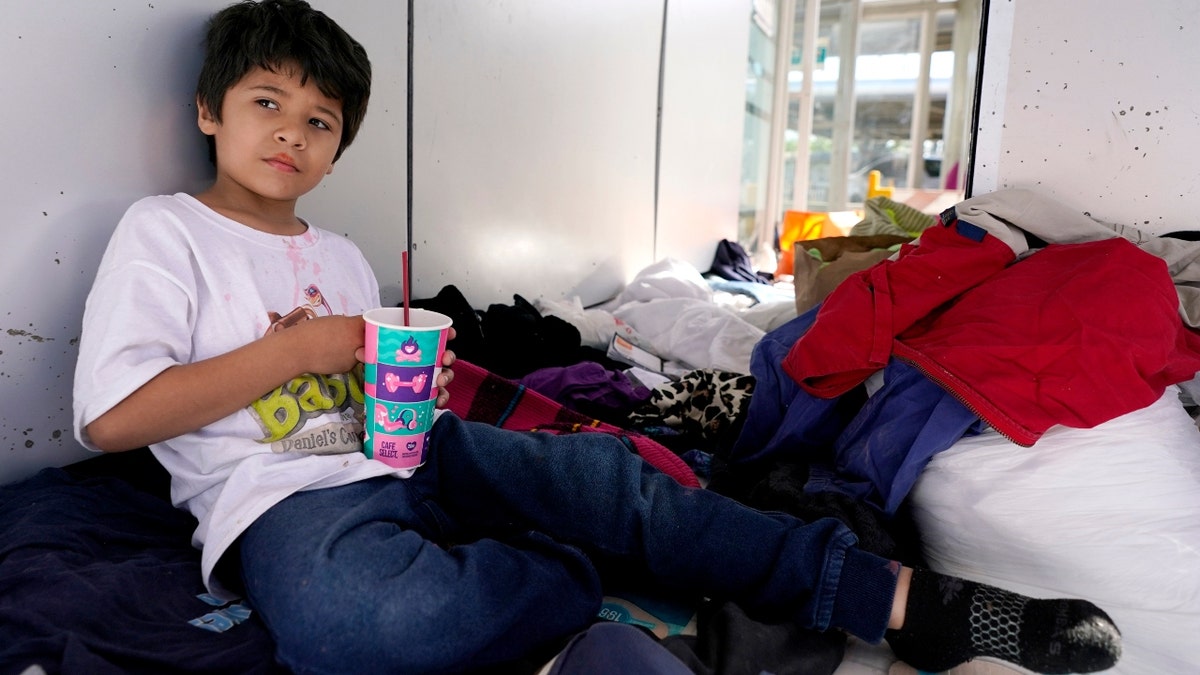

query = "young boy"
[{"left": 73, "top": 1, "right": 1122, "bottom": 673}]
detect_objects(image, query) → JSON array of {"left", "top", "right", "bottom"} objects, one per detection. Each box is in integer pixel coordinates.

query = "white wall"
[
  {"left": 410, "top": 0, "right": 662, "bottom": 307},
  {"left": 0, "top": 1, "right": 415, "bottom": 485},
  {"left": 1, "top": 1, "right": 750, "bottom": 484},
  {"left": 1, "top": 0, "right": 226, "bottom": 484},
  {"left": 656, "top": 0, "right": 752, "bottom": 271},
  {"left": 972, "top": 0, "right": 1200, "bottom": 233},
  {"left": 412, "top": 1, "right": 750, "bottom": 307}
]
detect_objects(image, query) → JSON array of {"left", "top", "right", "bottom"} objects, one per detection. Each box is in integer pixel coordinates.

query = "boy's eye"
[
  {"left": 256, "top": 99, "right": 279, "bottom": 110},
  {"left": 310, "top": 118, "right": 331, "bottom": 130}
]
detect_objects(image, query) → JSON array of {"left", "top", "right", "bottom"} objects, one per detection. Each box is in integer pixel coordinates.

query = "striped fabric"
[{"left": 850, "top": 196, "right": 937, "bottom": 238}]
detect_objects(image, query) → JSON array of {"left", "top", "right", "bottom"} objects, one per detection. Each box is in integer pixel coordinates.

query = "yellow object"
[{"left": 867, "top": 170, "right": 894, "bottom": 199}]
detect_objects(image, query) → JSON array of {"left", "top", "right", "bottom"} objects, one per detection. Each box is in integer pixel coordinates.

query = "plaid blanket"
[{"left": 446, "top": 359, "right": 700, "bottom": 488}]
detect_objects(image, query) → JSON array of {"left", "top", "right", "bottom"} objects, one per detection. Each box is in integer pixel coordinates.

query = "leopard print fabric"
[{"left": 629, "top": 369, "right": 755, "bottom": 443}]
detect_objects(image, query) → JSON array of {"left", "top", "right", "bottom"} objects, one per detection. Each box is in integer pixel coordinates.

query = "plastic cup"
[{"left": 362, "top": 307, "right": 452, "bottom": 469}]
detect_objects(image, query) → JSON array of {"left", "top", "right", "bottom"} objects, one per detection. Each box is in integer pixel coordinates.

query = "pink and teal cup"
[{"left": 362, "top": 307, "right": 452, "bottom": 470}]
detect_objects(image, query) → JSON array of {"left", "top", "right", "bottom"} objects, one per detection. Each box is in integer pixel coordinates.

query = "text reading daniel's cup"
[{"left": 362, "top": 307, "right": 452, "bottom": 470}]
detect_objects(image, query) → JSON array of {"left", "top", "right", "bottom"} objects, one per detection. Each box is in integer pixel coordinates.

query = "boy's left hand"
[{"left": 435, "top": 327, "right": 457, "bottom": 408}]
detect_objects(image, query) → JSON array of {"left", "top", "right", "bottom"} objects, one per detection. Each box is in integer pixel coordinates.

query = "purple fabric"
[{"left": 520, "top": 362, "right": 652, "bottom": 416}]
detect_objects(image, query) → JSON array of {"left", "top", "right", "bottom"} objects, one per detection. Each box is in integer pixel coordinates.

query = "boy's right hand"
[
  {"left": 286, "top": 314, "right": 366, "bottom": 375},
  {"left": 86, "top": 313, "right": 368, "bottom": 453}
]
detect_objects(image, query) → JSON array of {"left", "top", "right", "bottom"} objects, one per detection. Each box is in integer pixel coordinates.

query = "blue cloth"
[
  {"left": 0, "top": 462, "right": 282, "bottom": 674},
  {"left": 549, "top": 622, "right": 692, "bottom": 675},
  {"left": 707, "top": 278, "right": 795, "bottom": 305},
  {"left": 707, "top": 238, "right": 768, "bottom": 284},
  {"left": 238, "top": 413, "right": 899, "bottom": 674},
  {"left": 732, "top": 306, "right": 986, "bottom": 515}
]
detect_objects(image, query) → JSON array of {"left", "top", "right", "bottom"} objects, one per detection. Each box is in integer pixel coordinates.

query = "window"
[{"left": 738, "top": 0, "right": 982, "bottom": 265}]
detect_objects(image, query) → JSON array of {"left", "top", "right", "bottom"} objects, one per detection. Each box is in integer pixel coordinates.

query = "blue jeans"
[{"left": 238, "top": 413, "right": 898, "bottom": 674}]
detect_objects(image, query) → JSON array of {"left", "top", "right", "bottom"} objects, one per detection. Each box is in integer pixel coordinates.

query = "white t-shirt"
[{"left": 73, "top": 193, "right": 410, "bottom": 598}]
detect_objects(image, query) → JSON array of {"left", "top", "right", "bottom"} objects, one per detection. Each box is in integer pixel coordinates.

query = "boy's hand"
[
  {"left": 86, "top": 313, "right": 367, "bottom": 453},
  {"left": 292, "top": 314, "right": 366, "bottom": 375},
  {"left": 345, "top": 322, "right": 455, "bottom": 406},
  {"left": 436, "top": 327, "right": 457, "bottom": 408}
]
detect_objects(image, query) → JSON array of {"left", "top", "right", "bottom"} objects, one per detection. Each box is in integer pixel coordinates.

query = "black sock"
[{"left": 885, "top": 569, "right": 1121, "bottom": 674}]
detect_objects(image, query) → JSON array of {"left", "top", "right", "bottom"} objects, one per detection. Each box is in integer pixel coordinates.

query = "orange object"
[{"left": 776, "top": 210, "right": 834, "bottom": 277}]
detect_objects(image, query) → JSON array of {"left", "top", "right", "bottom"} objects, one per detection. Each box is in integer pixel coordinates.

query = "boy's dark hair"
[{"left": 196, "top": 0, "right": 371, "bottom": 164}]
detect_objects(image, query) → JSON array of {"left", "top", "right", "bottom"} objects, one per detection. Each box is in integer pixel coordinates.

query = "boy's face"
[{"left": 197, "top": 65, "right": 343, "bottom": 206}]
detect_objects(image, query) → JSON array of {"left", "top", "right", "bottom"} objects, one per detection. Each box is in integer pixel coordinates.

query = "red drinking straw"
[{"left": 402, "top": 250, "right": 411, "bottom": 326}]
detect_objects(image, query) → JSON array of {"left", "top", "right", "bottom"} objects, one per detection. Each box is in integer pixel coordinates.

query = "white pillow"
[{"left": 910, "top": 387, "right": 1200, "bottom": 675}]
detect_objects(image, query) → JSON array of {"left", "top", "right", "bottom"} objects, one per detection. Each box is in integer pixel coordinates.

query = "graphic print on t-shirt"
[{"left": 248, "top": 283, "right": 365, "bottom": 454}]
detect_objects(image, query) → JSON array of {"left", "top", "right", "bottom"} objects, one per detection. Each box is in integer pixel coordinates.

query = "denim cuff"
[{"left": 829, "top": 548, "right": 900, "bottom": 644}]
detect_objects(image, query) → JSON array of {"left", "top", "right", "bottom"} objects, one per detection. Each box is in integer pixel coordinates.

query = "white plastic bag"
[{"left": 911, "top": 388, "right": 1200, "bottom": 674}]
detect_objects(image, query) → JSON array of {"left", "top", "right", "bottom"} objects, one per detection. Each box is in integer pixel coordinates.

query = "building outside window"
[{"left": 738, "top": 0, "right": 982, "bottom": 267}]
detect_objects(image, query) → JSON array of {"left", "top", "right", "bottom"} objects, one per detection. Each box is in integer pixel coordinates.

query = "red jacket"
[{"left": 782, "top": 217, "right": 1200, "bottom": 446}]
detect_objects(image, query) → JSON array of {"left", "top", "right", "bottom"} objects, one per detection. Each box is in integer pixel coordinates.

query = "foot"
[{"left": 885, "top": 569, "right": 1121, "bottom": 674}]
